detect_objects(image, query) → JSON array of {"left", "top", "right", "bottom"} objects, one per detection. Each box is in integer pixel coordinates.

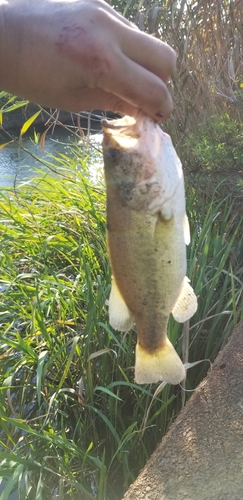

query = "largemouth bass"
[{"left": 102, "top": 113, "right": 197, "bottom": 385}]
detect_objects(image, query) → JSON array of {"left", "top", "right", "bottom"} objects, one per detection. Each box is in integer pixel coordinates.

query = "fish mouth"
[
  {"left": 101, "top": 115, "right": 136, "bottom": 132},
  {"left": 102, "top": 115, "right": 139, "bottom": 149},
  {"left": 101, "top": 110, "right": 157, "bottom": 135},
  {"left": 102, "top": 112, "right": 157, "bottom": 150}
]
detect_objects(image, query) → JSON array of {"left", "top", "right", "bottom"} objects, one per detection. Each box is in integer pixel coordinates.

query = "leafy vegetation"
[
  {"left": 0, "top": 146, "right": 242, "bottom": 498},
  {"left": 181, "top": 113, "right": 243, "bottom": 173}
]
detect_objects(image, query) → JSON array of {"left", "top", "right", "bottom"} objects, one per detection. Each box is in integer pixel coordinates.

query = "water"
[
  {"left": 0, "top": 126, "right": 104, "bottom": 188},
  {"left": 0, "top": 132, "right": 71, "bottom": 187}
]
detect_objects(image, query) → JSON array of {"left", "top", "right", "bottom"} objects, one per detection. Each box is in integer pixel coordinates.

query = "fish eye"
[{"left": 108, "top": 149, "right": 119, "bottom": 160}]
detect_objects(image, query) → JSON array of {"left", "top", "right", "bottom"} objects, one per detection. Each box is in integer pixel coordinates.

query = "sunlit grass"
[{"left": 0, "top": 153, "right": 242, "bottom": 499}]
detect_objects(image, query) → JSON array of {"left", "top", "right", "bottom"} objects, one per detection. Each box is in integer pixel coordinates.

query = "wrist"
[
  {"left": 0, "top": 2, "right": 10, "bottom": 92},
  {"left": 0, "top": 0, "right": 47, "bottom": 100},
  {"left": 0, "top": 1, "right": 25, "bottom": 95}
]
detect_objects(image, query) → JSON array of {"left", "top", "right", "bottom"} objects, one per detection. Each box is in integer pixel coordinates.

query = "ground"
[{"left": 123, "top": 321, "right": 243, "bottom": 500}]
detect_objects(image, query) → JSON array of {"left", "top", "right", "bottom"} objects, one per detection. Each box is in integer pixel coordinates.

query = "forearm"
[
  {"left": 0, "top": 1, "right": 30, "bottom": 96},
  {"left": 0, "top": 0, "right": 102, "bottom": 109},
  {"left": 0, "top": 1, "right": 59, "bottom": 103},
  {"left": 0, "top": 1, "right": 18, "bottom": 94}
]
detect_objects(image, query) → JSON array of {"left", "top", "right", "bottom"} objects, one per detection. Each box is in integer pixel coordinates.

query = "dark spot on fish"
[
  {"left": 168, "top": 260, "right": 171, "bottom": 264},
  {"left": 108, "top": 149, "right": 119, "bottom": 160},
  {"left": 139, "top": 182, "right": 155, "bottom": 195},
  {"left": 120, "top": 181, "right": 134, "bottom": 201}
]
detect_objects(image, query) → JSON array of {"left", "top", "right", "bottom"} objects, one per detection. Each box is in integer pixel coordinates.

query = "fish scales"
[{"left": 102, "top": 113, "right": 197, "bottom": 385}]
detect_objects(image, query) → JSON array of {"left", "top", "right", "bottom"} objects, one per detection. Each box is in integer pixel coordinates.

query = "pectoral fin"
[
  {"left": 108, "top": 277, "right": 134, "bottom": 332},
  {"left": 172, "top": 276, "right": 197, "bottom": 322},
  {"left": 184, "top": 214, "right": 190, "bottom": 245}
]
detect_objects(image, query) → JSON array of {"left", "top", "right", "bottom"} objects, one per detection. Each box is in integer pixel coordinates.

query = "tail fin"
[{"left": 135, "top": 338, "right": 185, "bottom": 385}]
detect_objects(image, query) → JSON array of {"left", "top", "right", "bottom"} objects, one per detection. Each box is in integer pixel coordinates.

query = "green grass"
[{"left": 0, "top": 148, "right": 243, "bottom": 499}]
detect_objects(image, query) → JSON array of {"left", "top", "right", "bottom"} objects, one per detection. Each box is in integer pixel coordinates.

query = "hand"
[{"left": 0, "top": 0, "right": 176, "bottom": 121}]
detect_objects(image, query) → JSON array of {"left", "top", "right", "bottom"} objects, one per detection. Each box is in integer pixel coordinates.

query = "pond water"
[{"left": 0, "top": 125, "right": 104, "bottom": 188}]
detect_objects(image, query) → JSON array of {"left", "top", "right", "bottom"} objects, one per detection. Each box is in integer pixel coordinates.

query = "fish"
[{"left": 102, "top": 113, "right": 197, "bottom": 385}]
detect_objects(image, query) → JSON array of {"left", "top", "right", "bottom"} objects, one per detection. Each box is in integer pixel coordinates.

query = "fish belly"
[
  {"left": 108, "top": 204, "right": 185, "bottom": 341},
  {"left": 107, "top": 195, "right": 187, "bottom": 384}
]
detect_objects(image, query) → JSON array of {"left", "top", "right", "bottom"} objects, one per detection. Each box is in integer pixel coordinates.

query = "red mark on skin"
[
  {"left": 56, "top": 23, "right": 111, "bottom": 85},
  {"left": 56, "top": 24, "right": 86, "bottom": 52}
]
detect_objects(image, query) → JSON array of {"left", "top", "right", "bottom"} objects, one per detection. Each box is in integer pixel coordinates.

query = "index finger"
[
  {"left": 118, "top": 26, "right": 177, "bottom": 83},
  {"left": 96, "top": 1, "right": 176, "bottom": 83}
]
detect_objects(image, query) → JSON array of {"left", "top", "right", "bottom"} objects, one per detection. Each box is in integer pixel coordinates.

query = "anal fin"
[
  {"left": 108, "top": 277, "right": 134, "bottom": 332},
  {"left": 172, "top": 276, "right": 197, "bottom": 323}
]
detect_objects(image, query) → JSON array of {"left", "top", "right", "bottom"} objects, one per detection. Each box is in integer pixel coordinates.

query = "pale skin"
[{"left": 0, "top": 0, "right": 176, "bottom": 121}]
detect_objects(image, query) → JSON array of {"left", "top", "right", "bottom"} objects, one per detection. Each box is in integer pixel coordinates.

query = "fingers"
[
  {"left": 91, "top": 0, "right": 136, "bottom": 28},
  {"left": 117, "top": 25, "right": 177, "bottom": 84},
  {"left": 56, "top": 86, "right": 139, "bottom": 117},
  {"left": 55, "top": 0, "right": 175, "bottom": 120},
  {"left": 96, "top": 52, "right": 173, "bottom": 121},
  {"left": 84, "top": 2, "right": 176, "bottom": 84},
  {"left": 86, "top": 8, "right": 176, "bottom": 120}
]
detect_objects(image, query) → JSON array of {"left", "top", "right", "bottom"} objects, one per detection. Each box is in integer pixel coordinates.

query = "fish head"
[
  {"left": 102, "top": 112, "right": 183, "bottom": 214},
  {"left": 102, "top": 113, "right": 164, "bottom": 208},
  {"left": 102, "top": 115, "right": 142, "bottom": 184},
  {"left": 102, "top": 113, "right": 161, "bottom": 175}
]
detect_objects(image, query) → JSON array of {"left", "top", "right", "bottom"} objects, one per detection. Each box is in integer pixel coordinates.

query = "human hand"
[{"left": 0, "top": 0, "right": 176, "bottom": 121}]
